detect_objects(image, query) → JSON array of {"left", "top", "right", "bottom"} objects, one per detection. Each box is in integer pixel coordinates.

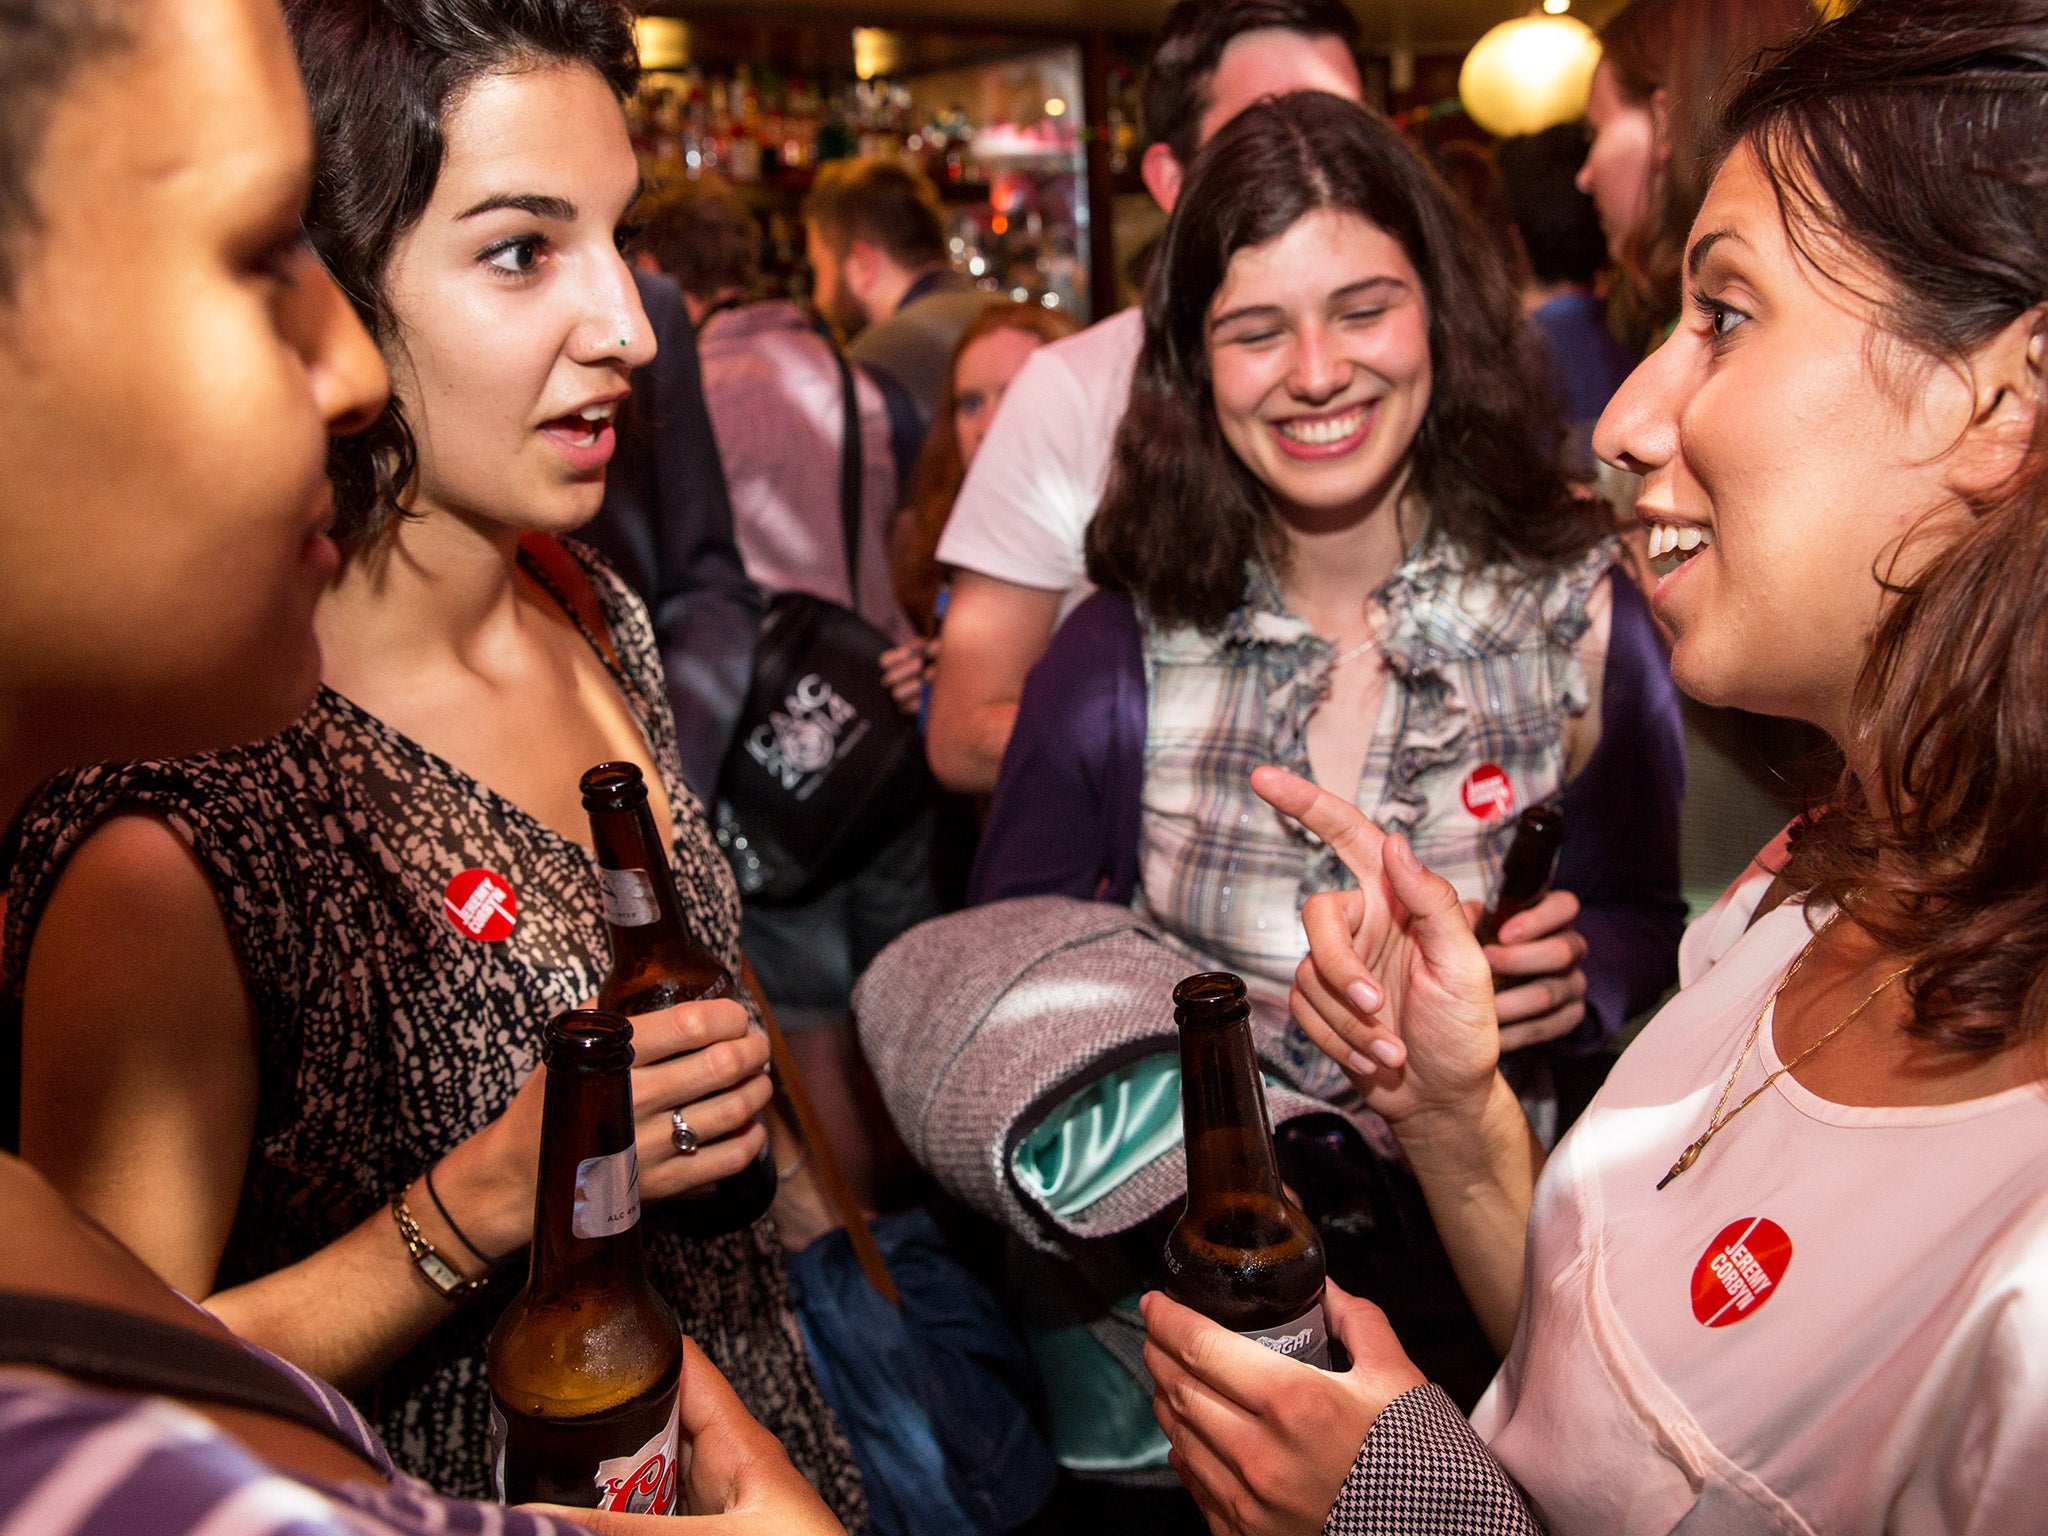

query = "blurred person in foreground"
[
  {"left": 924, "top": 0, "right": 1368, "bottom": 796},
  {"left": 802, "top": 157, "right": 995, "bottom": 444},
  {"left": 631, "top": 175, "right": 934, "bottom": 1203},
  {"left": 3, "top": 0, "right": 866, "bottom": 1517},
  {"left": 1144, "top": 2, "right": 2048, "bottom": 1529},
  {"left": 1496, "top": 123, "right": 1636, "bottom": 481},
  {"left": 0, "top": 0, "right": 842, "bottom": 1531}
]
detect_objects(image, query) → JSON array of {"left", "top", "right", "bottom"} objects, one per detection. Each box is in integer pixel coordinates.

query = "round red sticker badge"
[
  {"left": 1691, "top": 1216, "right": 1793, "bottom": 1327},
  {"left": 1461, "top": 763, "right": 1515, "bottom": 820},
  {"left": 443, "top": 868, "right": 517, "bottom": 943}
]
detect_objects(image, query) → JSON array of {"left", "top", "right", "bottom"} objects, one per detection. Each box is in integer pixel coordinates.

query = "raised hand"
[{"left": 1250, "top": 766, "right": 1499, "bottom": 1127}]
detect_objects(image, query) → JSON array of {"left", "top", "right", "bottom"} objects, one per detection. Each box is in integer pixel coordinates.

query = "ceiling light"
[{"left": 1459, "top": 14, "right": 1601, "bottom": 137}]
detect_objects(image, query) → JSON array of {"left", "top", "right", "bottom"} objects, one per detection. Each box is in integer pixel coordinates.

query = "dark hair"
[
  {"left": 1497, "top": 125, "right": 1609, "bottom": 289},
  {"left": 893, "top": 301, "right": 1078, "bottom": 634},
  {"left": 637, "top": 176, "right": 760, "bottom": 302},
  {"left": 284, "top": 0, "right": 639, "bottom": 552},
  {"left": 1087, "top": 91, "right": 1598, "bottom": 634},
  {"left": 801, "top": 157, "right": 946, "bottom": 269},
  {"left": 1142, "top": 0, "right": 1364, "bottom": 170},
  {"left": 1599, "top": 0, "right": 1814, "bottom": 349},
  {"left": 1723, "top": 0, "right": 2048, "bottom": 1053},
  {"left": 0, "top": 0, "right": 126, "bottom": 302}
]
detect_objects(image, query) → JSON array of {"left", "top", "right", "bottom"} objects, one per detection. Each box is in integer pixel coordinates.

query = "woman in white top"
[{"left": 1137, "top": 1, "right": 2048, "bottom": 1531}]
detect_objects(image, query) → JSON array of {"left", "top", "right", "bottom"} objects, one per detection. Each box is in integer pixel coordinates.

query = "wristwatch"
[{"left": 391, "top": 1193, "right": 488, "bottom": 1301}]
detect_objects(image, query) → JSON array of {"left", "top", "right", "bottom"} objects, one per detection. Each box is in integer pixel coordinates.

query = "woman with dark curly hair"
[
  {"left": 973, "top": 92, "right": 1686, "bottom": 1160},
  {"left": 1, "top": 0, "right": 865, "bottom": 1518}
]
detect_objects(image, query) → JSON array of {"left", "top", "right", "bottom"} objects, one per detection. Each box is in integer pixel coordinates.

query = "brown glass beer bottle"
[
  {"left": 488, "top": 1010, "right": 685, "bottom": 1511},
  {"left": 1163, "top": 972, "right": 1334, "bottom": 1369},
  {"left": 580, "top": 761, "right": 775, "bottom": 1237},
  {"left": 1473, "top": 803, "right": 1566, "bottom": 946}
]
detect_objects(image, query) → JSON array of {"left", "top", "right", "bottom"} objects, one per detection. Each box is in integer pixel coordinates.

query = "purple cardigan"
[{"left": 968, "top": 572, "right": 1686, "bottom": 1055}]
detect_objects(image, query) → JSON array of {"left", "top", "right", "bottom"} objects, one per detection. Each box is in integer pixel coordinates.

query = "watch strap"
[{"left": 390, "top": 1194, "right": 487, "bottom": 1301}]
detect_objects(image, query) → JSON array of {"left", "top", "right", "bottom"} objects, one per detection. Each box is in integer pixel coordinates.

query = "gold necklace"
[{"left": 1657, "top": 918, "right": 1911, "bottom": 1192}]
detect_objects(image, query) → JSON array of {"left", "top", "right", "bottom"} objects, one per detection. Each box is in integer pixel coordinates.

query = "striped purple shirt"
[{"left": 0, "top": 1367, "right": 578, "bottom": 1536}]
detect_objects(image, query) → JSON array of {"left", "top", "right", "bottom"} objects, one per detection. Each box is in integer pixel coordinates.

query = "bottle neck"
[
  {"left": 587, "top": 800, "right": 728, "bottom": 1005},
  {"left": 1177, "top": 1012, "right": 1285, "bottom": 1205},
  {"left": 527, "top": 1061, "right": 649, "bottom": 1297}
]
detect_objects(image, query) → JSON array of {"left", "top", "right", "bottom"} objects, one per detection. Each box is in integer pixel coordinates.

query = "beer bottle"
[
  {"left": 488, "top": 1010, "right": 685, "bottom": 1511},
  {"left": 580, "top": 761, "right": 775, "bottom": 1237},
  {"left": 1163, "top": 972, "right": 1334, "bottom": 1370},
  {"left": 1474, "top": 803, "right": 1566, "bottom": 946}
]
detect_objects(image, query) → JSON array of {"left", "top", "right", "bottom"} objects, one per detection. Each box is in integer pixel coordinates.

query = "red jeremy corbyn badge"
[
  {"left": 1461, "top": 763, "right": 1514, "bottom": 820},
  {"left": 444, "top": 867, "right": 517, "bottom": 942},
  {"left": 1692, "top": 1216, "right": 1793, "bottom": 1327}
]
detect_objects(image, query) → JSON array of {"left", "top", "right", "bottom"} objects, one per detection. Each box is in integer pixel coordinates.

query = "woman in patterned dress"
[{"left": 1, "top": 0, "right": 865, "bottom": 1520}]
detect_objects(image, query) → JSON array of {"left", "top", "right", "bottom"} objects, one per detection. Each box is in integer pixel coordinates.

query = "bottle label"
[
  {"left": 573, "top": 1146, "right": 641, "bottom": 1238},
  {"left": 488, "top": 1395, "right": 509, "bottom": 1501},
  {"left": 595, "top": 1387, "right": 682, "bottom": 1514},
  {"left": 1240, "top": 1301, "right": 1332, "bottom": 1371},
  {"left": 598, "top": 866, "right": 661, "bottom": 928}
]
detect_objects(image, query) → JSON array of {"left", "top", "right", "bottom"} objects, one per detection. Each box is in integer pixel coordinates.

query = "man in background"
[
  {"left": 635, "top": 180, "right": 928, "bottom": 1205},
  {"left": 923, "top": 0, "right": 1368, "bottom": 795},
  {"left": 803, "top": 157, "right": 995, "bottom": 447}
]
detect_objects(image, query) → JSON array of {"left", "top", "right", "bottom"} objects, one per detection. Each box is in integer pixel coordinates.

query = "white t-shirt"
[
  {"left": 1473, "top": 842, "right": 2048, "bottom": 1534},
  {"left": 933, "top": 305, "right": 1144, "bottom": 623}
]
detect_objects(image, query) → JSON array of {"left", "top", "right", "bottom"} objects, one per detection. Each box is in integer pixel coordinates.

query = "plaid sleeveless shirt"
[{"left": 1138, "top": 535, "right": 1616, "bottom": 1096}]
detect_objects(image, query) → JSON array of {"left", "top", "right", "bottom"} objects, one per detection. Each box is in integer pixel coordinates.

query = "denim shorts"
[{"left": 740, "top": 808, "right": 937, "bottom": 1032}]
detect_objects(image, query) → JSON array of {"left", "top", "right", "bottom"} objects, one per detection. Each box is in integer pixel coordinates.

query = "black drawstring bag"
[{"left": 715, "top": 348, "right": 930, "bottom": 904}]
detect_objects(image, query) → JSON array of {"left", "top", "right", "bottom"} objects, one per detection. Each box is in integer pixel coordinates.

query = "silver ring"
[{"left": 669, "top": 1109, "right": 700, "bottom": 1156}]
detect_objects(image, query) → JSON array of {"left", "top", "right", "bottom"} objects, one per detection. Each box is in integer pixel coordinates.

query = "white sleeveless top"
[{"left": 1472, "top": 835, "right": 2048, "bottom": 1534}]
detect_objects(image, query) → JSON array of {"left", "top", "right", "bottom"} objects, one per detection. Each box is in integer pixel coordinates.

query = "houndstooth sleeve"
[{"left": 1322, "top": 1384, "right": 1545, "bottom": 1536}]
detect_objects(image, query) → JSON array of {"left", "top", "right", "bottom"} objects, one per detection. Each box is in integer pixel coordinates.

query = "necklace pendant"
[{"left": 1656, "top": 1141, "right": 1704, "bottom": 1192}]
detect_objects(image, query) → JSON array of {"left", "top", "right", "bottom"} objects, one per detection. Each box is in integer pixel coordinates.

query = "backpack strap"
[
  {"left": 0, "top": 1291, "right": 376, "bottom": 1457},
  {"left": 828, "top": 348, "right": 864, "bottom": 614}
]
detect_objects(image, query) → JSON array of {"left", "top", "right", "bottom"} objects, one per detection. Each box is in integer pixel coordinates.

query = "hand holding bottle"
[
  {"left": 528, "top": 1337, "right": 848, "bottom": 1534},
  {"left": 1141, "top": 1281, "right": 1423, "bottom": 1536},
  {"left": 624, "top": 999, "right": 772, "bottom": 1201}
]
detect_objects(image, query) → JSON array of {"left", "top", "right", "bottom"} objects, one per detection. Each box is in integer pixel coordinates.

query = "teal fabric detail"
[
  {"left": 1024, "top": 1320, "right": 1171, "bottom": 1472},
  {"left": 1011, "top": 1053, "right": 1184, "bottom": 1218},
  {"left": 1010, "top": 1056, "right": 1291, "bottom": 1219}
]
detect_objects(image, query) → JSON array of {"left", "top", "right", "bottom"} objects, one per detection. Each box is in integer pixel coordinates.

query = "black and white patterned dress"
[{"left": 0, "top": 543, "right": 867, "bottom": 1524}]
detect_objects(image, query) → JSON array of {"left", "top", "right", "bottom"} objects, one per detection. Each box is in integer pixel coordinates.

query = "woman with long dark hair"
[
  {"left": 1144, "top": 2, "right": 2048, "bottom": 1529},
  {"left": 974, "top": 92, "right": 1685, "bottom": 1152},
  {"left": 2, "top": 0, "right": 864, "bottom": 1517}
]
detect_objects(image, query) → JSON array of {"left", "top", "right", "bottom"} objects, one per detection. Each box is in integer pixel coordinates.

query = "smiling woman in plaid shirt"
[{"left": 974, "top": 92, "right": 1685, "bottom": 1154}]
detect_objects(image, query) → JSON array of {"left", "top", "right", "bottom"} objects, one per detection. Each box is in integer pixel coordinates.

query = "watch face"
[{"left": 422, "top": 1249, "right": 467, "bottom": 1295}]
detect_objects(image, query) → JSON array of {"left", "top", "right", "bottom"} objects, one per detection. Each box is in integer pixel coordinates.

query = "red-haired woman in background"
[{"left": 891, "top": 301, "right": 1080, "bottom": 644}]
